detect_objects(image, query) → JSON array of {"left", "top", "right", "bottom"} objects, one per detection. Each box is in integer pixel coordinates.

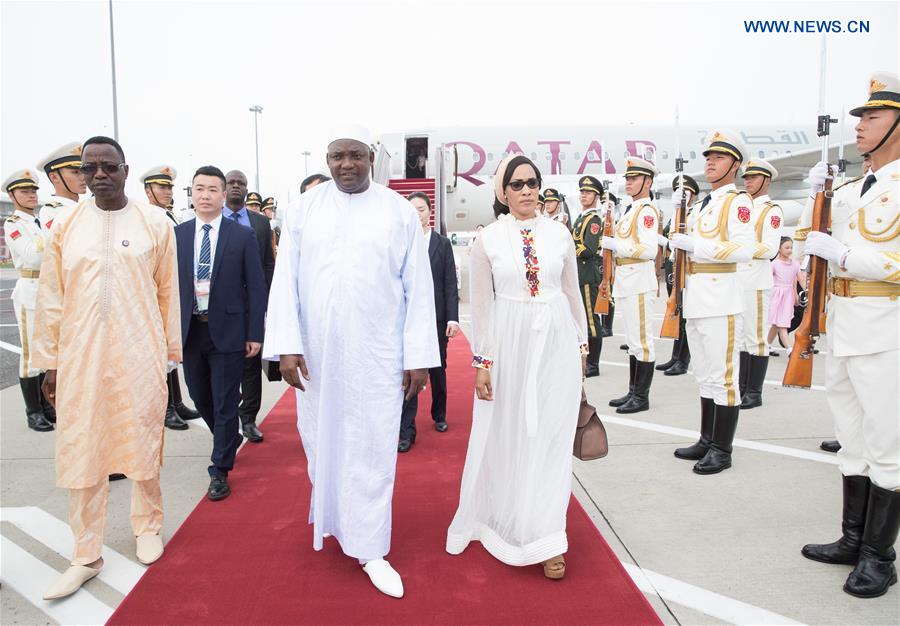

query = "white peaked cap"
[{"left": 326, "top": 124, "right": 374, "bottom": 150}]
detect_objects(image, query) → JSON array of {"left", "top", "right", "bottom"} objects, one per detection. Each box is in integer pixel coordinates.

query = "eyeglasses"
[
  {"left": 507, "top": 178, "right": 540, "bottom": 192},
  {"left": 79, "top": 162, "right": 125, "bottom": 176}
]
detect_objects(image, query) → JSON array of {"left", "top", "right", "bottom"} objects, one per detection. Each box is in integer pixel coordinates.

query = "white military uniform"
[
  {"left": 38, "top": 195, "right": 76, "bottom": 234},
  {"left": 683, "top": 183, "right": 755, "bottom": 406},
  {"left": 4, "top": 209, "right": 45, "bottom": 377},
  {"left": 795, "top": 160, "right": 900, "bottom": 490},
  {"left": 738, "top": 193, "right": 783, "bottom": 355},
  {"left": 37, "top": 141, "right": 83, "bottom": 233},
  {"left": 613, "top": 199, "right": 659, "bottom": 362}
]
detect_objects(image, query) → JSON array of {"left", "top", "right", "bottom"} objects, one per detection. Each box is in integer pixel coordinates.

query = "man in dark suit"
[
  {"left": 223, "top": 170, "right": 275, "bottom": 443},
  {"left": 177, "top": 166, "right": 266, "bottom": 500},
  {"left": 399, "top": 192, "right": 459, "bottom": 452}
]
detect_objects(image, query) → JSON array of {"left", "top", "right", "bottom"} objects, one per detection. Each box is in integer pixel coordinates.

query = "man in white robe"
[{"left": 264, "top": 125, "right": 439, "bottom": 598}]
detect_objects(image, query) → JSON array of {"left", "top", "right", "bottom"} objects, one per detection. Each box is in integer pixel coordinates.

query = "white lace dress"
[{"left": 446, "top": 214, "right": 588, "bottom": 565}]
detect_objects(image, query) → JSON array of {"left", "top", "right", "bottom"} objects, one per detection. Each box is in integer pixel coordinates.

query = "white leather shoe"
[
  {"left": 136, "top": 533, "right": 164, "bottom": 565},
  {"left": 43, "top": 565, "right": 101, "bottom": 600},
  {"left": 362, "top": 559, "right": 404, "bottom": 598}
]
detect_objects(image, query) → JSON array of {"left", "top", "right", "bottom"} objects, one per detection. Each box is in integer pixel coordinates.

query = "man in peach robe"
[{"left": 31, "top": 136, "right": 181, "bottom": 600}]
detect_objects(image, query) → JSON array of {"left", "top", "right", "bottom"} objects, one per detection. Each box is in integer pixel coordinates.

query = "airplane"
[{"left": 372, "top": 125, "right": 863, "bottom": 235}]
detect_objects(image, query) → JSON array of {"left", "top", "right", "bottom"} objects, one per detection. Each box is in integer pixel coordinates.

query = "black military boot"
[
  {"left": 740, "top": 355, "right": 769, "bottom": 410},
  {"left": 844, "top": 484, "right": 900, "bottom": 598},
  {"left": 21, "top": 377, "right": 53, "bottom": 432},
  {"left": 675, "top": 397, "right": 714, "bottom": 460},
  {"left": 656, "top": 338, "right": 680, "bottom": 371},
  {"left": 738, "top": 351, "right": 750, "bottom": 401},
  {"left": 665, "top": 329, "right": 690, "bottom": 376},
  {"left": 164, "top": 376, "right": 189, "bottom": 430},
  {"left": 601, "top": 304, "right": 614, "bottom": 337},
  {"left": 585, "top": 336, "right": 600, "bottom": 378},
  {"left": 802, "top": 475, "right": 871, "bottom": 565},
  {"left": 821, "top": 440, "right": 842, "bottom": 453},
  {"left": 617, "top": 360, "right": 654, "bottom": 414},
  {"left": 609, "top": 355, "right": 636, "bottom": 407},
  {"left": 693, "top": 405, "right": 739, "bottom": 474},
  {"left": 38, "top": 372, "right": 56, "bottom": 423},
  {"left": 170, "top": 371, "right": 200, "bottom": 420}
]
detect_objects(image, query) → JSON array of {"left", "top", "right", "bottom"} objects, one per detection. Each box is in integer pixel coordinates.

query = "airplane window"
[
  {"left": 661, "top": 151, "right": 669, "bottom": 160},
  {"left": 546, "top": 153, "right": 551, "bottom": 160},
  {"left": 758, "top": 150, "right": 765, "bottom": 158},
  {"left": 531, "top": 152, "right": 537, "bottom": 160},
  {"left": 786, "top": 150, "right": 792, "bottom": 155},
  {"left": 487, "top": 153, "right": 493, "bottom": 161},
  {"left": 574, "top": 152, "right": 581, "bottom": 160},
  {"left": 690, "top": 151, "right": 696, "bottom": 159},
  {"left": 502, "top": 152, "right": 508, "bottom": 159}
]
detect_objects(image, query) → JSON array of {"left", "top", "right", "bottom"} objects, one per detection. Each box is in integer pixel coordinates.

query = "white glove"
[
  {"left": 670, "top": 188, "right": 690, "bottom": 209},
  {"left": 657, "top": 234, "right": 669, "bottom": 249},
  {"left": 167, "top": 360, "right": 178, "bottom": 373},
  {"left": 807, "top": 161, "right": 831, "bottom": 194},
  {"left": 805, "top": 231, "right": 849, "bottom": 266},
  {"left": 669, "top": 233, "right": 695, "bottom": 253},
  {"left": 600, "top": 236, "right": 618, "bottom": 253}
]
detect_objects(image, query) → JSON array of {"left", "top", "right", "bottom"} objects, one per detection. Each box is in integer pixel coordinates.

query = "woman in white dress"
[{"left": 446, "top": 155, "right": 588, "bottom": 579}]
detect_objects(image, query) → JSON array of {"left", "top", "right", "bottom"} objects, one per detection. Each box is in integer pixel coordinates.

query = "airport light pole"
[
  {"left": 249, "top": 105, "right": 263, "bottom": 192},
  {"left": 108, "top": 0, "right": 119, "bottom": 140},
  {"left": 301, "top": 151, "right": 311, "bottom": 177}
]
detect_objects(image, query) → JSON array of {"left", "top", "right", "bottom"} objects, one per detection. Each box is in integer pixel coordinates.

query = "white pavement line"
[
  {"left": 612, "top": 332, "right": 673, "bottom": 342},
  {"left": 598, "top": 414, "right": 840, "bottom": 465},
  {"left": 1, "top": 339, "right": 22, "bottom": 354},
  {"left": 623, "top": 563, "right": 804, "bottom": 625},
  {"left": 0, "top": 536, "right": 114, "bottom": 625},
  {"left": 1, "top": 506, "right": 145, "bottom": 595}
]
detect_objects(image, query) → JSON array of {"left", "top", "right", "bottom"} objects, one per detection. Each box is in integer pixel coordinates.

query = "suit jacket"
[
  {"left": 176, "top": 217, "right": 267, "bottom": 354},
  {"left": 247, "top": 209, "right": 276, "bottom": 293},
  {"left": 428, "top": 230, "right": 459, "bottom": 324}
]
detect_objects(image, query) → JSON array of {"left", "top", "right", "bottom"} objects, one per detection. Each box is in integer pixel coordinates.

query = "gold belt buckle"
[{"left": 831, "top": 278, "right": 849, "bottom": 297}]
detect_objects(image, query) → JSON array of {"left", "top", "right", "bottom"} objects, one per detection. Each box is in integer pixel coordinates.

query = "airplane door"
[{"left": 441, "top": 143, "right": 458, "bottom": 193}]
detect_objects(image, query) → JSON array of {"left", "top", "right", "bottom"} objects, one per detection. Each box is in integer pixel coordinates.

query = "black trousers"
[
  {"left": 238, "top": 352, "right": 263, "bottom": 425},
  {"left": 399, "top": 325, "right": 448, "bottom": 442},
  {"left": 182, "top": 318, "right": 245, "bottom": 477}
]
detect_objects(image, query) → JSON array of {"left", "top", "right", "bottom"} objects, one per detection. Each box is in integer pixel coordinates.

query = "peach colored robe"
[{"left": 32, "top": 198, "right": 181, "bottom": 489}]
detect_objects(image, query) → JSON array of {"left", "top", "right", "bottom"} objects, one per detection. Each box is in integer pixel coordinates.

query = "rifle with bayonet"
[{"left": 660, "top": 110, "right": 687, "bottom": 339}]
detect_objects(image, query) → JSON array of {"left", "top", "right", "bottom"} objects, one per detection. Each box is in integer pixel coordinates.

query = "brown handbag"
[{"left": 573, "top": 388, "right": 608, "bottom": 460}]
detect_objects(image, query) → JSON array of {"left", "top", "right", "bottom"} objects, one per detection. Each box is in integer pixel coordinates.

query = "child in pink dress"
[{"left": 768, "top": 237, "right": 805, "bottom": 353}]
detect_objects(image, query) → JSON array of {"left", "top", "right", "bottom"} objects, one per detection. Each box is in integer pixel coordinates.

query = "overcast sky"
[{"left": 2, "top": 0, "right": 897, "bottom": 204}]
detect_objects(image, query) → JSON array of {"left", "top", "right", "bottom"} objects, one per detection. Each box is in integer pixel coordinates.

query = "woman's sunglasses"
[
  {"left": 507, "top": 178, "right": 540, "bottom": 192},
  {"left": 79, "top": 162, "right": 125, "bottom": 176}
]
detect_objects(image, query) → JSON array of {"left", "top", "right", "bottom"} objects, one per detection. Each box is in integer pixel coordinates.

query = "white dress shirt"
[{"left": 194, "top": 214, "right": 223, "bottom": 278}]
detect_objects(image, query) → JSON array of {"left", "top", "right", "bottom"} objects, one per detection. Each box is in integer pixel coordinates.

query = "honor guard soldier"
[
  {"left": 542, "top": 188, "right": 568, "bottom": 227},
  {"left": 261, "top": 196, "right": 279, "bottom": 248},
  {"left": 799, "top": 72, "right": 900, "bottom": 599},
  {"left": 536, "top": 193, "right": 545, "bottom": 215},
  {"left": 3, "top": 170, "right": 56, "bottom": 431},
  {"left": 572, "top": 175, "right": 605, "bottom": 376},
  {"left": 658, "top": 175, "right": 700, "bottom": 376},
  {"left": 669, "top": 130, "right": 755, "bottom": 474},
  {"left": 245, "top": 191, "right": 262, "bottom": 212},
  {"left": 737, "top": 160, "right": 783, "bottom": 409},
  {"left": 603, "top": 158, "right": 660, "bottom": 413},
  {"left": 37, "top": 142, "right": 85, "bottom": 233},
  {"left": 142, "top": 165, "right": 202, "bottom": 430}
]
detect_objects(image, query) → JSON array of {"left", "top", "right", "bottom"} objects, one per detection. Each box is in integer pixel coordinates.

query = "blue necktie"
[
  {"left": 228, "top": 211, "right": 241, "bottom": 224},
  {"left": 197, "top": 224, "right": 212, "bottom": 280},
  {"left": 699, "top": 195, "right": 711, "bottom": 210},
  {"left": 860, "top": 174, "right": 876, "bottom": 197}
]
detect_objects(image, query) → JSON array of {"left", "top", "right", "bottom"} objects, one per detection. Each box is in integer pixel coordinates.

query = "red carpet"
[{"left": 109, "top": 338, "right": 661, "bottom": 625}]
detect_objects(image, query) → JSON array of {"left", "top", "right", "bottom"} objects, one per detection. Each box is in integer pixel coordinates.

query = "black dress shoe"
[
  {"left": 820, "top": 440, "right": 842, "bottom": 453},
  {"left": 208, "top": 475, "right": 231, "bottom": 501},
  {"left": 585, "top": 364, "right": 600, "bottom": 378},
  {"left": 619, "top": 343, "right": 628, "bottom": 350},
  {"left": 109, "top": 473, "right": 127, "bottom": 481},
  {"left": 434, "top": 421, "right": 448, "bottom": 432},
  {"left": 174, "top": 403, "right": 201, "bottom": 421},
  {"left": 398, "top": 439, "right": 412, "bottom": 453},
  {"left": 242, "top": 422, "right": 264, "bottom": 443},
  {"left": 165, "top": 408, "right": 189, "bottom": 431},
  {"left": 664, "top": 360, "right": 689, "bottom": 376},
  {"left": 27, "top": 412, "right": 54, "bottom": 432}
]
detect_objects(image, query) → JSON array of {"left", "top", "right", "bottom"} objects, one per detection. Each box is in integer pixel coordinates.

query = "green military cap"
[
  {"left": 702, "top": 129, "right": 748, "bottom": 165},
  {"left": 142, "top": 165, "right": 177, "bottom": 186},
  {"left": 261, "top": 197, "right": 276, "bottom": 211},
  {"left": 742, "top": 159, "right": 778, "bottom": 180},
  {"left": 850, "top": 72, "right": 900, "bottom": 116},
  {"left": 3, "top": 168, "right": 40, "bottom": 193},
  {"left": 579, "top": 175, "right": 603, "bottom": 194},
  {"left": 608, "top": 192, "right": 619, "bottom": 206},
  {"left": 246, "top": 192, "right": 262, "bottom": 207},
  {"left": 537, "top": 194, "right": 545, "bottom": 207},
  {"left": 624, "top": 157, "right": 659, "bottom": 179},
  {"left": 39, "top": 142, "right": 83, "bottom": 174},
  {"left": 671, "top": 174, "right": 700, "bottom": 196},
  {"left": 543, "top": 188, "right": 561, "bottom": 202}
]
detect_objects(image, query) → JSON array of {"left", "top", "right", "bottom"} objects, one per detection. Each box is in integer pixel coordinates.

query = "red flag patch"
[
  {"left": 770, "top": 215, "right": 781, "bottom": 228},
  {"left": 737, "top": 206, "right": 751, "bottom": 223},
  {"left": 643, "top": 214, "right": 655, "bottom": 228},
  {"left": 9, "top": 230, "right": 21, "bottom": 240},
  {"left": 46, "top": 219, "right": 53, "bottom": 229},
  {"left": 590, "top": 223, "right": 600, "bottom": 235}
]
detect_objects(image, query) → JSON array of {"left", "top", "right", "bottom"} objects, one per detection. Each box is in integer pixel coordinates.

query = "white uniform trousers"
[
  {"left": 740, "top": 288, "right": 770, "bottom": 356},
  {"left": 686, "top": 314, "right": 743, "bottom": 406},
  {"left": 69, "top": 477, "right": 163, "bottom": 565},
  {"left": 13, "top": 285, "right": 39, "bottom": 378},
  {"left": 828, "top": 349, "right": 900, "bottom": 491},
  {"left": 619, "top": 291, "right": 656, "bottom": 362}
]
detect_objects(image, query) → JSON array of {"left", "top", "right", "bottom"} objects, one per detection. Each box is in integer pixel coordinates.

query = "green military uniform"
[{"left": 572, "top": 175, "right": 605, "bottom": 376}]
